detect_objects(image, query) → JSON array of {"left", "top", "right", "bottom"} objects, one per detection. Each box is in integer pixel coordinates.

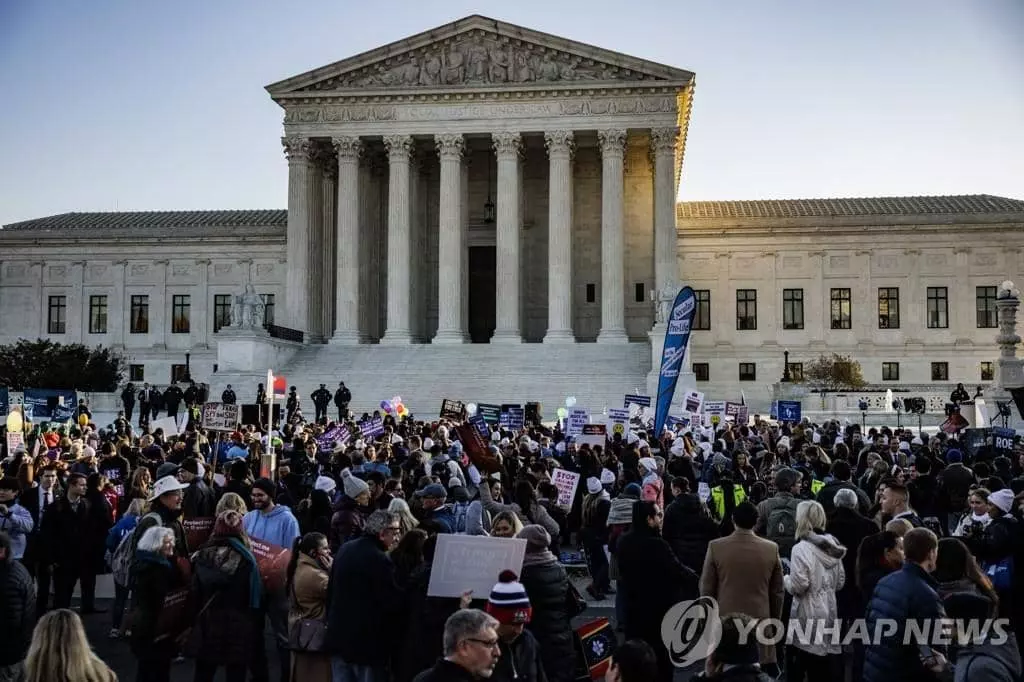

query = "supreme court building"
[{"left": 1, "top": 15, "right": 1022, "bottom": 413}]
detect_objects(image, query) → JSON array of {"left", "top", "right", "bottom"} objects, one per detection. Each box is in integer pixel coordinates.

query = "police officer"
[
  {"left": 334, "top": 382, "right": 352, "bottom": 422},
  {"left": 311, "top": 384, "right": 331, "bottom": 423},
  {"left": 163, "top": 383, "right": 184, "bottom": 421},
  {"left": 286, "top": 387, "right": 299, "bottom": 423},
  {"left": 222, "top": 384, "right": 237, "bottom": 404}
]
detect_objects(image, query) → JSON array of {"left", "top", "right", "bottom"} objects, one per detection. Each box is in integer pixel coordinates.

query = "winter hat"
[
  {"left": 417, "top": 483, "right": 448, "bottom": 499},
  {"left": 946, "top": 449, "right": 963, "bottom": 463},
  {"left": 623, "top": 483, "right": 642, "bottom": 499},
  {"left": 340, "top": 468, "right": 369, "bottom": 499},
  {"left": 586, "top": 477, "right": 602, "bottom": 494},
  {"left": 600, "top": 468, "right": 616, "bottom": 485},
  {"left": 638, "top": 457, "right": 658, "bottom": 474},
  {"left": 485, "top": 570, "right": 533, "bottom": 624},
  {"left": 251, "top": 477, "right": 276, "bottom": 497},
  {"left": 898, "top": 441, "right": 911, "bottom": 453},
  {"left": 180, "top": 458, "right": 200, "bottom": 475},
  {"left": 712, "top": 454, "right": 730, "bottom": 469},
  {"left": 212, "top": 509, "right": 246, "bottom": 539},
  {"left": 156, "top": 461, "right": 180, "bottom": 480},
  {"left": 989, "top": 488, "right": 1014, "bottom": 514},
  {"left": 517, "top": 525, "right": 551, "bottom": 553},
  {"left": 315, "top": 475, "right": 337, "bottom": 494},
  {"left": 422, "top": 437, "right": 434, "bottom": 451},
  {"left": 911, "top": 436, "right": 923, "bottom": 446}
]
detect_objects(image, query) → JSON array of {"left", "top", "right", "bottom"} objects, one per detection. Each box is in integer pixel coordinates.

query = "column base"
[
  {"left": 543, "top": 329, "right": 575, "bottom": 344},
  {"left": 433, "top": 330, "right": 467, "bottom": 344},
  {"left": 306, "top": 334, "right": 328, "bottom": 345},
  {"left": 329, "top": 330, "right": 367, "bottom": 345},
  {"left": 491, "top": 330, "right": 522, "bottom": 344},
  {"left": 596, "top": 328, "right": 629, "bottom": 344},
  {"left": 379, "top": 331, "right": 414, "bottom": 345}
]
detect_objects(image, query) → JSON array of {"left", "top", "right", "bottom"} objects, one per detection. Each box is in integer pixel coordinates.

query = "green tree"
[
  {"left": 804, "top": 353, "right": 866, "bottom": 393},
  {"left": 0, "top": 339, "right": 125, "bottom": 391}
]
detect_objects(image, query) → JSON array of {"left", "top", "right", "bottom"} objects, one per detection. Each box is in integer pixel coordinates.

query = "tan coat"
[
  {"left": 289, "top": 552, "right": 331, "bottom": 681},
  {"left": 699, "top": 528, "right": 785, "bottom": 664}
]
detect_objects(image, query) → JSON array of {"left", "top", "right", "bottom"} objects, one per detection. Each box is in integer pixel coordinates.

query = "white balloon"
[
  {"left": 565, "top": 396, "right": 577, "bottom": 408},
  {"left": 466, "top": 403, "right": 478, "bottom": 416}
]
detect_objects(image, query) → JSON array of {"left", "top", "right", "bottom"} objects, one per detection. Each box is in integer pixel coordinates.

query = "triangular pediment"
[{"left": 266, "top": 15, "right": 693, "bottom": 97}]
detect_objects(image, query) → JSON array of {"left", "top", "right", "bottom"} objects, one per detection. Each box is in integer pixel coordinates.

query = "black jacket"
[
  {"left": 413, "top": 659, "right": 482, "bottom": 682},
  {"left": 311, "top": 388, "right": 331, "bottom": 407},
  {"left": 0, "top": 558, "right": 35, "bottom": 665},
  {"left": 394, "top": 564, "right": 466, "bottom": 682},
  {"left": 221, "top": 389, "right": 236, "bottom": 404},
  {"left": 827, "top": 506, "right": 879, "bottom": 619},
  {"left": 129, "top": 552, "right": 182, "bottom": 660},
  {"left": 163, "top": 386, "right": 184, "bottom": 412},
  {"left": 41, "top": 495, "right": 93, "bottom": 565},
  {"left": 18, "top": 484, "right": 60, "bottom": 564},
  {"left": 334, "top": 387, "right": 351, "bottom": 407},
  {"left": 182, "top": 480, "right": 217, "bottom": 519},
  {"left": 326, "top": 534, "right": 403, "bottom": 665},
  {"left": 519, "top": 557, "right": 575, "bottom": 682},
  {"left": 493, "top": 629, "right": 547, "bottom": 682},
  {"left": 663, "top": 493, "right": 720, "bottom": 575},
  {"left": 938, "top": 463, "right": 975, "bottom": 515},
  {"left": 816, "top": 480, "right": 871, "bottom": 516}
]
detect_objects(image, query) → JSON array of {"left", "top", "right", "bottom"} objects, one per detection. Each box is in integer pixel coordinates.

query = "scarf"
[
  {"left": 136, "top": 550, "right": 171, "bottom": 570},
  {"left": 970, "top": 512, "right": 990, "bottom": 524},
  {"left": 522, "top": 548, "right": 558, "bottom": 567},
  {"left": 226, "top": 537, "right": 263, "bottom": 609}
]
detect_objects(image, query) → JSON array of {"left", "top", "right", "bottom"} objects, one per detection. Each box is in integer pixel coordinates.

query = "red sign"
[
  {"left": 183, "top": 517, "right": 215, "bottom": 552},
  {"left": 250, "top": 539, "right": 292, "bottom": 593},
  {"left": 272, "top": 376, "right": 287, "bottom": 399}
]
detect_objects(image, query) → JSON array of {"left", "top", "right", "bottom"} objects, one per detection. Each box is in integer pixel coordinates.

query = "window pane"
[
  {"left": 693, "top": 363, "right": 710, "bottom": 382},
  {"left": 782, "top": 288, "right": 804, "bottom": 330},
  {"left": 878, "top": 288, "right": 900, "bottom": 329},
  {"left": 927, "top": 287, "right": 948, "bottom": 329},
  {"left": 172, "top": 294, "right": 191, "bottom": 334},
  {"left": 739, "top": 362, "right": 756, "bottom": 381},
  {"left": 130, "top": 295, "right": 149, "bottom": 334},
  {"left": 694, "top": 290, "right": 711, "bottom": 330},
  {"left": 976, "top": 286, "right": 998, "bottom": 328},
  {"left": 260, "top": 294, "right": 275, "bottom": 327},
  {"left": 830, "top": 288, "right": 851, "bottom": 330},
  {"left": 89, "top": 295, "right": 108, "bottom": 334},
  {"left": 736, "top": 290, "right": 757, "bottom": 330},
  {"left": 129, "top": 364, "right": 145, "bottom": 382},
  {"left": 931, "top": 362, "right": 949, "bottom": 381},
  {"left": 48, "top": 296, "right": 66, "bottom": 334},
  {"left": 882, "top": 362, "right": 900, "bottom": 381},
  {"left": 634, "top": 282, "right": 645, "bottom": 303},
  {"left": 981, "top": 362, "right": 994, "bottom": 381},
  {"left": 789, "top": 362, "right": 804, "bottom": 382},
  {"left": 213, "top": 294, "right": 232, "bottom": 333}
]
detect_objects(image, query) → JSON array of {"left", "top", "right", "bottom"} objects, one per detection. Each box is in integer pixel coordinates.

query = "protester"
[
  {"left": 287, "top": 531, "right": 332, "bottom": 682},
  {"left": 580, "top": 476, "right": 612, "bottom": 600},
  {"left": 663, "top": 488, "right": 720, "bottom": 575},
  {"left": 42, "top": 472, "right": 101, "bottom": 612},
  {"left": 0, "top": 478, "right": 33, "bottom": 560},
  {"left": 755, "top": 467, "right": 802, "bottom": 559},
  {"left": 484, "top": 570, "right": 546, "bottom": 682},
  {"left": 413, "top": 609, "right": 501, "bottom": 681},
  {"left": 24, "top": 609, "right": 116, "bottom": 682},
  {"left": 0, "top": 531, "right": 35, "bottom": 682},
  {"left": 691, "top": 613, "right": 776, "bottom": 682},
  {"left": 106, "top": 497, "right": 145, "bottom": 638},
  {"left": 330, "top": 468, "right": 373, "bottom": 549},
  {"left": 129, "top": 525, "right": 184, "bottom": 682},
  {"left": 516, "top": 525, "right": 576, "bottom": 682},
  {"left": 826, "top": 488, "right": 877, "bottom": 628}
]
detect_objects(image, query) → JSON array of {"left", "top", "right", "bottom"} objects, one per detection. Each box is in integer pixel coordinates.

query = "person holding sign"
[{"left": 129, "top": 526, "right": 186, "bottom": 682}]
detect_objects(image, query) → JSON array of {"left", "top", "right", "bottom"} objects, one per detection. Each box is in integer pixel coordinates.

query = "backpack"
[
  {"left": 766, "top": 498, "right": 800, "bottom": 558},
  {"left": 111, "top": 512, "right": 162, "bottom": 587},
  {"left": 451, "top": 501, "right": 470, "bottom": 534}
]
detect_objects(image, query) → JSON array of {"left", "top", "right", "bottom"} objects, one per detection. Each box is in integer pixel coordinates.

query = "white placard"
[
  {"left": 567, "top": 408, "right": 588, "bottom": 437},
  {"left": 427, "top": 534, "right": 527, "bottom": 598},
  {"left": 683, "top": 390, "right": 705, "bottom": 415},
  {"left": 606, "top": 408, "right": 629, "bottom": 438},
  {"left": 150, "top": 416, "right": 179, "bottom": 436},
  {"left": 698, "top": 482, "right": 711, "bottom": 503},
  {"left": 202, "top": 403, "right": 240, "bottom": 431},
  {"left": 551, "top": 468, "right": 581, "bottom": 507}
]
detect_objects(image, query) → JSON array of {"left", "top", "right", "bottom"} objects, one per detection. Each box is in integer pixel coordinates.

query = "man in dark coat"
[
  {"left": 617, "top": 500, "right": 699, "bottom": 682},
  {"left": 286, "top": 387, "right": 299, "bottom": 423},
  {"left": 334, "top": 382, "right": 352, "bottom": 421},
  {"left": 183, "top": 381, "right": 200, "bottom": 408},
  {"left": 137, "top": 383, "right": 154, "bottom": 427},
  {"left": 311, "top": 384, "right": 332, "bottom": 423},
  {"left": 816, "top": 460, "right": 871, "bottom": 516},
  {"left": 19, "top": 464, "right": 60, "bottom": 616},
  {"left": 163, "top": 384, "right": 184, "bottom": 421},
  {"left": 180, "top": 459, "right": 217, "bottom": 519},
  {"left": 663, "top": 491, "right": 720, "bottom": 575},
  {"left": 326, "top": 510, "right": 404, "bottom": 682},
  {"left": 827, "top": 488, "right": 879, "bottom": 622},
  {"left": 121, "top": 383, "right": 136, "bottom": 423},
  {"left": 221, "top": 384, "right": 237, "bottom": 404},
  {"left": 0, "top": 531, "right": 35, "bottom": 680},
  {"left": 863, "top": 527, "right": 947, "bottom": 682},
  {"left": 41, "top": 473, "right": 100, "bottom": 612}
]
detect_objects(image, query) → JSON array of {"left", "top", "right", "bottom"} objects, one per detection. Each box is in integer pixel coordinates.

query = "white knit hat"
[
  {"left": 586, "top": 477, "right": 602, "bottom": 494},
  {"left": 600, "top": 468, "right": 616, "bottom": 485},
  {"left": 340, "top": 468, "right": 368, "bottom": 499},
  {"left": 315, "top": 475, "right": 337, "bottom": 494},
  {"left": 423, "top": 437, "right": 434, "bottom": 450},
  {"left": 989, "top": 489, "right": 1014, "bottom": 514}
]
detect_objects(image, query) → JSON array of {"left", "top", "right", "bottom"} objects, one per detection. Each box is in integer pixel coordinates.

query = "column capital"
[
  {"left": 435, "top": 133, "right": 465, "bottom": 160},
  {"left": 383, "top": 135, "right": 413, "bottom": 160},
  {"left": 332, "top": 136, "right": 363, "bottom": 161},
  {"left": 281, "top": 136, "right": 315, "bottom": 163},
  {"left": 598, "top": 128, "right": 627, "bottom": 156},
  {"left": 650, "top": 127, "right": 680, "bottom": 155},
  {"left": 492, "top": 131, "right": 522, "bottom": 158},
  {"left": 544, "top": 130, "right": 575, "bottom": 157},
  {"left": 312, "top": 144, "right": 337, "bottom": 177}
]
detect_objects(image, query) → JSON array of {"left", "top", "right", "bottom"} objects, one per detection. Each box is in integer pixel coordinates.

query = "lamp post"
[
  {"left": 858, "top": 399, "right": 868, "bottom": 432},
  {"left": 781, "top": 349, "right": 791, "bottom": 383},
  {"left": 185, "top": 352, "right": 191, "bottom": 382}
]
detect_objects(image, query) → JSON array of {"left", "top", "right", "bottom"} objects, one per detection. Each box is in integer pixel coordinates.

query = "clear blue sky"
[{"left": 1, "top": 0, "right": 1021, "bottom": 225}]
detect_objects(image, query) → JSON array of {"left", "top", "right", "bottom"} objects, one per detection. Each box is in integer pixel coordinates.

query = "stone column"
[
  {"left": 651, "top": 128, "right": 680, "bottom": 294},
  {"left": 68, "top": 261, "right": 85, "bottom": 342},
  {"left": 381, "top": 135, "right": 414, "bottom": 344},
  {"left": 544, "top": 130, "right": 575, "bottom": 343},
  {"left": 282, "top": 136, "right": 315, "bottom": 337},
  {"left": 111, "top": 260, "right": 127, "bottom": 348},
  {"left": 305, "top": 156, "right": 325, "bottom": 342},
  {"left": 331, "top": 136, "right": 363, "bottom": 344},
  {"left": 493, "top": 132, "right": 522, "bottom": 343},
  {"left": 597, "top": 128, "right": 628, "bottom": 343},
  {"left": 434, "top": 134, "right": 467, "bottom": 343},
  {"left": 317, "top": 154, "right": 337, "bottom": 344}
]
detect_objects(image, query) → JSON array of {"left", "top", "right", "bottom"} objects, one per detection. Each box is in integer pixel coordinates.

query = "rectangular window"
[
  {"left": 213, "top": 294, "right": 232, "bottom": 333},
  {"left": 88, "top": 295, "right": 108, "bottom": 334},
  {"left": 927, "top": 287, "right": 948, "bottom": 329},
  {"left": 976, "top": 286, "right": 998, "bottom": 328},
  {"left": 634, "top": 282, "right": 645, "bottom": 304},
  {"left": 931, "top": 361, "right": 949, "bottom": 381},
  {"left": 882, "top": 362, "right": 900, "bottom": 381},
  {"left": 981, "top": 362, "right": 994, "bottom": 381},
  {"left": 782, "top": 288, "right": 804, "bottom": 330},
  {"left": 129, "top": 364, "right": 145, "bottom": 382},
  {"left": 171, "top": 294, "right": 191, "bottom": 334},
  {"left": 170, "top": 364, "right": 189, "bottom": 383},
  {"left": 830, "top": 288, "right": 852, "bottom": 330},
  {"left": 736, "top": 289, "right": 757, "bottom": 330},
  {"left": 47, "top": 295, "right": 66, "bottom": 334},
  {"left": 738, "top": 362, "right": 756, "bottom": 382},
  {"left": 585, "top": 283, "right": 596, "bottom": 304},
  {"left": 789, "top": 362, "right": 804, "bottom": 382},
  {"left": 693, "top": 362, "right": 710, "bottom": 382},
  {"left": 694, "top": 290, "right": 711, "bottom": 330},
  {"left": 260, "top": 294, "right": 275, "bottom": 327},
  {"left": 130, "top": 295, "right": 149, "bottom": 334},
  {"left": 878, "top": 287, "right": 900, "bottom": 329}
]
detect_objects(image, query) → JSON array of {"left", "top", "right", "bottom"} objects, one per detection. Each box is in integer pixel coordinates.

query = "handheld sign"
[
  {"left": 551, "top": 469, "right": 581, "bottom": 507},
  {"left": 428, "top": 535, "right": 527, "bottom": 598},
  {"left": 440, "top": 399, "right": 465, "bottom": 421},
  {"left": 777, "top": 401, "right": 801, "bottom": 423},
  {"left": 202, "top": 402, "right": 240, "bottom": 432}
]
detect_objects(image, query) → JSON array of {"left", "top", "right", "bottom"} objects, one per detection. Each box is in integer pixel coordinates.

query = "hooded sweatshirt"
[
  {"left": 954, "top": 637, "right": 1022, "bottom": 682},
  {"left": 243, "top": 503, "right": 300, "bottom": 549},
  {"left": 784, "top": 531, "right": 847, "bottom": 656}
]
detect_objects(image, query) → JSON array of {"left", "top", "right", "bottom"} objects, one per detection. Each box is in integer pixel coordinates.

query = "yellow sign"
[{"left": 5, "top": 407, "right": 23, "bottom": 433}]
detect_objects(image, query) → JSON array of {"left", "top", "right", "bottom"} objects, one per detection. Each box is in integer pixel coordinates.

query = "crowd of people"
[{"left": 0, "top": 389, "right": 1023, "bottom": 682}]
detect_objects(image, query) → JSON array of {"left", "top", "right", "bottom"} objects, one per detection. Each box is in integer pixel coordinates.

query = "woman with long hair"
[
  {"left": 387, "top": 497, "right": 420, "bottom": 536},
  {"left": 286, "top": 531, "right": 332, "bottom": 682},
  {"left": 119, "top": 466, "right": 152, "bottom": 517},
  {"left": 475, "top": 473, "right": 560, "bottom": 538},
  {"left": 935, "top": 537, "right": 999, "bottom": 605},
  {"left": 25, "top": 609, "right": 116, "bottom": 682},
  {"left": 130, "top": 525, "right": 185, "bottom": 682},
  {"left": 215, "top": 491, "right": 248, "bottom": 516},
  {"left": 856, "top": 530, "right": 904, "bottom": 602},
  {"left": 185, "top": 509, "right": 262, "bottom": 682},
  {"left": 490, "top": 510, "right": 523, "bottom": 538},
  {"left": 389, "top": 528, "right": 428, "bottom": 586},
  {"left": 297, "top": 489, "right": 333, "bottom": 537}
]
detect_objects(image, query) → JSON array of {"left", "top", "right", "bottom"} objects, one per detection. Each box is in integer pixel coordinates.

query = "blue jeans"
[{"left": 331, "top": 658, "right": 388, "bottom": 682}]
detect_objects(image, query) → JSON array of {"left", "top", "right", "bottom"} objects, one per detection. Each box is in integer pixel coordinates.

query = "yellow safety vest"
[
  {"left": 810, "top": 479, "right": 825, "bottom": 496},
  {"left": 711, "top": 485, "right": 747, "bottom": 520}
]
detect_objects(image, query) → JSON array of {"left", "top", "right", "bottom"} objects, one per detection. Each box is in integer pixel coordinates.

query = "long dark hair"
[
  {"left": 390, "top": 528, "right": 428, "bottom": 582},
  {"left": 514, "top": 480, "right": 537, "bottom": 521},
  {"left": 856, "top": 531, "right": 900, "bottom": 590},
  {"left": 935, "top": 537, "right": 999, "bottom": 606},
  {"left": 285, "top": 532, "right": 327, "bottom": 593}
]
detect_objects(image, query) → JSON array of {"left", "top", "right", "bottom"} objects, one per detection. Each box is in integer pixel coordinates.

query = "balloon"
[
  {"left": 556, "top": 407, "right": 568, "bottom": 419},
  {"left": 5, "top": 409, "right": 22, "bottom": 433},
  {"left": 395, "top": 403, "right": 405, "bottom": 415},
  {"left": 466, "top": 403, "right": 478, "bottom": 416},
  {"left": 380, "top": 400, "right": 391, "bottom": 411},
  {"left": 78, "top": 413, "right": 88, "bottom": 426},
  {"left": 565, "top": 396, "right": 576, "bottom": 408},
  {"left": 398, "top": 405, "right": 409, "bottom": 417}
]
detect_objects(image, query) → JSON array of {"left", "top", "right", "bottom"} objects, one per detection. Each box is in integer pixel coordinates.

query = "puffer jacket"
[
  {"left": 0, "top": 557, "right": 35, "bottom": 665},
  {"left": 519, "top": 555, "right": 576, "bottom": 682},
  {"left": 662, "top": 493, "right": 719, "bottom": 575},
  {"left": 784, "top": 532, "right": 846, "bottom": 656},
  {"left": 863, "top": 562, "right": 946, "bottom": 682}
]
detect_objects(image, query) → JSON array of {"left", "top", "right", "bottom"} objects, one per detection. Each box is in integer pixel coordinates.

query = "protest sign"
[
  {"left": 440, "top": 399, "right": 465, "bottom": 421},
  {"left": 683, "top": 390, "right": 704, "bottom": 415},
  {"left": 154, "top": 588, "right": 192, "bottom": 642},
  {"left": 735, "top": 405, "right": 749, "bottom": 426},
  {"left": 6, "top": 432, "right": 23, "bottom": 454},
  {"left": 551, "top": 468, "right": 581, "bottom": 507},
  {"left": 704, "top": 400, "right": 726, "bottom": 419},
  {"left": 150, "top": 416, "right": 179, "bottom": 436},
  {"left": 469, "top": 414, "right": 490, "bottom": 439},
  {"left": 578, "top": 424, "right": 607, "bottom": 449},
  {"left": 455, "top": 424, "right": 500, "bottom": 474},
  {"left": 698, "top": 482, "right": 711, "bottom": 503},
  {"left": 359, "top": 416, "right": 385, "bottom": 440},
  {"left": 201, "top": 402, "right": 240, "bottom": 431},
  {"left": 317, "top": 425, "right": 350, "bottom": 451},
  {"left": 504, "top": 405, "right": 524, "bottom": 430},
  {"left": 606, "top": 408, "right": 629, "bottom": 439},
  {"left": 567, "top": 409, "right": 588, "bottom": 437},
  {"left": 665, "top": 415, "right": 689, "bottom": 431},
  {"left": 427, "top": 534, "right": 527, "bottom": 598},
  {"left": 183, "top": 517, "right": 215, "bottom": 552},
  {"left": 725, "top": 402, "right": 743, "bottom": 420},
  {"left": 478, "top": 403, "right": 502, "bottom": 425},
  {"left": 250, "top": 538, "right": 292, "bottom": 593},
  {"left": 623, "top": 394, "right": 652, "bottom": 409},
  {"left": 176, "top": 410, "right": 189, "bottom": 434},
  {"left": 770, "top": 402, "right": 778, "bottom": 420},
  {"left": 776, "top": 401, "right": 802, "bottom": 423},
  {"left": 993, "top": 427, "right": 1015, "bottom": 458}
]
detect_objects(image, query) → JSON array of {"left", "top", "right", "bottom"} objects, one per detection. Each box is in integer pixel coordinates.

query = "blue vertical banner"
[{"left": 654, "top": 286, "right": 696, "bottom": 437}]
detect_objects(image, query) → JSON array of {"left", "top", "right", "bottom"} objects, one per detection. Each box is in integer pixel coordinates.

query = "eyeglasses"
[
  {"left": 467, "top": 638, "right": 500, "bottom": 650},
  {"left": 384, "top": 526, "right": 401, "bottom": 533}
]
